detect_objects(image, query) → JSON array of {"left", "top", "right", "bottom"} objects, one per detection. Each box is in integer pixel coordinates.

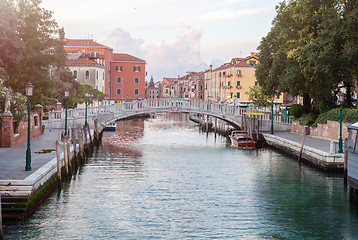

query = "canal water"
[{"left": 4, "top": 113, "right": 358, "bottom": 239}]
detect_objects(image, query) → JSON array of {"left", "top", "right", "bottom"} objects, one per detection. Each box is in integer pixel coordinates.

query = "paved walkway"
[
  {"left": 266, "top": 131, "right": 335, "bottom": 153},
  {"left": 0, "top": 129, "right": 337, "bottom": 181},
  {"left": 0, "top": 129, "right": 62, "bottom": 180}
]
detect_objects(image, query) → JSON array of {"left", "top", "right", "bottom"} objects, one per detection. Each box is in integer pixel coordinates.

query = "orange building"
[
  {"left": 64, "top": 39, "right": 146, "bottom": 101},
  {"left": 110, "top": 53, "right": 146, "bottom": 101}
]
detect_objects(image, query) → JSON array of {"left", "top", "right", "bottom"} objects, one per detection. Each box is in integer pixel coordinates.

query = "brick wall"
[
  {"left": 291, "top": 120, "right": 349, "bottom": 142},
  {"left": 1, "top": 105, "right": 43, "bottom": 147}
]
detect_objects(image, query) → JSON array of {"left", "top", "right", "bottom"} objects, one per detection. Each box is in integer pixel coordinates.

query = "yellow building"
[{"left": 205, "top": 53, "right": 283, "bottom": 104}]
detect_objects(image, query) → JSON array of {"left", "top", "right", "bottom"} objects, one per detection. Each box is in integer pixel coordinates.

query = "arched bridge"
[{"left": 44, "top": 99, "right": 292, "bottom": 132}]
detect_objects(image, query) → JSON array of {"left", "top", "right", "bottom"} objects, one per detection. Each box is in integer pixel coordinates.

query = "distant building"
[
  {"left": 110, "top": 53, "right": 146, "bottom": 101},
  {"left": 63, "top": 39, "right": 113, "bottom": 95},
  {"left": 160, "top": 72, "right": 205, "bottom": 99},
  {"left": 65, "top": 50, "right": 105, "bottom": 92},
  {"left": 145, "top": 76, "right": 160, "bottom": 99},
  {"left": 204, "top": 52, "right": 274, "bottom": 103},
  {"left": 64, "top": 39, "right": 146, "bottom": 101}
]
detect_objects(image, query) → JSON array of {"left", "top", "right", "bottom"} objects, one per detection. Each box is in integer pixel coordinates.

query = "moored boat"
[
  {"left": 103, "top": 122, "right": 116, "bottom": 131},
  {"left": 229, "top": 130, "right": 256, "bottom": 149}
]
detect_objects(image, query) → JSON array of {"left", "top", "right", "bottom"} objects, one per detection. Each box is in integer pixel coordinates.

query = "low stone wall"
[{"left": 291, "top": 120, "right": 349, "bottom": 142}]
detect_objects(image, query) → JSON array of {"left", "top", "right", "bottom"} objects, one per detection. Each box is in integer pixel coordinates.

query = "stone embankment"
[{"left": 0, "top": 123, "right": 103, "bottom": 224}]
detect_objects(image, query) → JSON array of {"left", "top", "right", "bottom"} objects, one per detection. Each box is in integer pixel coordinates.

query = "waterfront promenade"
[{"left": 0, "top": 129, "right": 62, "bottom": 180}]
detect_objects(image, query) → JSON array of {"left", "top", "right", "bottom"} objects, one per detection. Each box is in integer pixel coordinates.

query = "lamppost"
[
  {"left": 338, "top": 92, "right": 344, "bottom": 153},
  {"left": 271, "top": 94, "right": 274, "bottom": 134},
  {"left": 85, "top": 91, "right": 90, "bottom": 128},
  {"left": 64, "top": 88, "right": 69, "bottom": 135},
  {"left": 25, "top": 82, "right": 33, "bottom": 171}
]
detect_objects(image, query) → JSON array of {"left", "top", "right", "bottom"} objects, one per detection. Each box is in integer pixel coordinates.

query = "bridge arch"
[{"left": 44, "top": 99, "right": 291, "bottom": 132}]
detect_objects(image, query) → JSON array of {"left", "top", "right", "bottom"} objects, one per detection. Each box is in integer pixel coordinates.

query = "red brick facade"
[{"left": 1, "top": 105, "right": 43, "bottom": 147}]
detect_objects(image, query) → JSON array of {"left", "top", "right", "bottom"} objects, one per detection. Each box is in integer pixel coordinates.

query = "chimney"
[{"left": 210, "top": 65, "right": 212, "bottom": 71}]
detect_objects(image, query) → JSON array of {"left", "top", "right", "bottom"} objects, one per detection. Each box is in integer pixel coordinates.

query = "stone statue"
[{"left": 4, "top": 94, "right": 11, "bottom": 114}]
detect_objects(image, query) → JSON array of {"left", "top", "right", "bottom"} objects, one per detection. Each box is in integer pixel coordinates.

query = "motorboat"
[{"left": 229, "top": 130, "right": 256, "bottom": 149}]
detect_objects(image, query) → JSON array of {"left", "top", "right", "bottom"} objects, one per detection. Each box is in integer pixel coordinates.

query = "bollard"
[{"left": 330, "top": 141, "right": 336, "bottom": 154}]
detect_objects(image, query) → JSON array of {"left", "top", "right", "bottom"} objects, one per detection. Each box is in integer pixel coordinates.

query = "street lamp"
[
  {"left": 25, "top": 82, "right": 33, "bottom": 171},
  {"left": 64, "top": 88, "right": 69, "bottom": 135},
  {"left": 271, "top": 94, "right": 274, "bottom": 134},
  {"left": 338, "top": 92, "right": 344, "bottom": 153},
  {"left": 85, "top": 91, "right": 90, "bottom": 128}
]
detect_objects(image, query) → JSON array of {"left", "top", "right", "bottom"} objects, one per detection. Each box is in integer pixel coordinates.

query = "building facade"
[
  {"left": 145, "top": 77, "right": 160, "bottom": 99},
  {"left": 204, "top": 53, "right": 278, "bottom": 103},
  {"left": 63, "top": 39, "right": 113, "bottom": 95},
  {"left": 66, "top": 50, "right": 105, "bottom": 92},
  {"left": 110, "top": 53, "right": 146, "bottom": 101},
  {"left": 64, "top": 39, "right": 146, "bottom": 101}
]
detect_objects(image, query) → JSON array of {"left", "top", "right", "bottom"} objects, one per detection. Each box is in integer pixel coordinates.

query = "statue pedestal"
[{"left": 1, "top": 112, "right": 14, "bottom": 147}]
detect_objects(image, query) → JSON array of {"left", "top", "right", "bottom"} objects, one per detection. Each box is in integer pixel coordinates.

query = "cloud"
[
  {"left": 145, "top": 25, "right": 205, "bottom": 80},
  {"left": 103, "top": 25, "right": 206, "bottom": 81},
  {"left": 103, "top": 28, "right": 145, "bottom": 57}
]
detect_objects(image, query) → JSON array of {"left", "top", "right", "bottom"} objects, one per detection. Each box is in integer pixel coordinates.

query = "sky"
[{"left": 40, "top": 0, "right": 282, "bottom": 82}]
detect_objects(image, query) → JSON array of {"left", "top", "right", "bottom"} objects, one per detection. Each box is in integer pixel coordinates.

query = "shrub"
[
  {"left": 311, "top": 108, "right": 358, "bottom": 127},
  {"left": 289, "top": 104, "right": 304, "bottom": 118}
]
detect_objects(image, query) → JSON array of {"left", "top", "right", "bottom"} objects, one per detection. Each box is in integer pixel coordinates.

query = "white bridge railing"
[{"left": 43, "top": 99, "right": 292, "bottom": 131}]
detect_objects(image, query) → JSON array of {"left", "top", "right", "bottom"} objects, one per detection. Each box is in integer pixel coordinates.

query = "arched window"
[
  {"left": 86, "top": 70, "right": 90, "bottom": 79},
  {"left": 73, "top": 70, "right": 77, "bottom": 79}
]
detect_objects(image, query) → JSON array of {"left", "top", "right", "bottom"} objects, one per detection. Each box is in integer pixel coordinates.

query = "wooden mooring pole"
[
  {"left": 1, "top": 195, "right": 4, "bottom": 240},
  {"left": 298, "top": 126, "right": 308, "bottom": 162},
  {"left": 56, "top": 141, "right": 61, "bottom": 180}
]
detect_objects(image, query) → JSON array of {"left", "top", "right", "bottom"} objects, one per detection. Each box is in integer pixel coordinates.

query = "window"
[
  {"left": 236, "top": 92, "right": 240, "bottom": 98},
  {"left": 180, "top": 87, "right": 183, "bottom": 91},
  {"left": 200, "top": 85, "right": 203, "bottom": 91},
  {"left": 134, "top": 66, "right": 140, "bottom": 72},
  {"left": 249, "top": 60, "right": 256, "bottom": 66},
  {"left": 73, "top": 70, "right": 77, "bottom": 79},
  {"left": 117, "top": 88, "right": 121, "bottom": 95},
  {"left": 134, "top": 89, "right": 139, "bottom": 95},
  {"left": 86, "top": 70, "right": 90, "bottom": 79},
  {"left": 165, "top": 89, "right": 168, "bottom": 93},
  {"left": 255, "top": 81, "right": 258, "bottom": 86},
  {"left": 228, "top": 81, "right": 231, "bottom": 86},
  {"left": 134, "top": 77, "right": 139, "bottom": 84},
  {"left": 96, "top": 71, "right": 98, "bottom": 79},
  {"left": 116, "top": 66, "right": 123, "bottom": 72},
  {"left": 117, "top": 77, "right": 122, "bottom": 83},
  {"left": 237, "top": 81, "right": 240, "bottom": 86},
  {"left": 237, "top": 70, "right": 241, "bottom": 76}
]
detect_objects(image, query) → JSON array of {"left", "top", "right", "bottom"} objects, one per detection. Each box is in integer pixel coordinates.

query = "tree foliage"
[
  {"left": 256, "top": 0, "right": 358, "bottom": 113},
  {"left": 1, "top": 0, "right": 66, "bottom": 106},
  {"left": 246, "top": 86, "right": 271, "bottom": 107}
]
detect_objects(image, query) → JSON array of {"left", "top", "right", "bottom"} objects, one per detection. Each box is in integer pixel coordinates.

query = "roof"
[
  {"left": 111, "top": 53, "right": 146, "bottom": 63},
  {"left": 64, "top": 39, "right": 113, "bottom": 50},
  {"left": 66, "top": 56, "right": 104, "bottom": 68}
]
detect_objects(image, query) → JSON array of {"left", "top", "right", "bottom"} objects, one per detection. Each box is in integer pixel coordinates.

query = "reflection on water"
[{"left": 4, "top": 113, "right": 358, "bottom": 239}]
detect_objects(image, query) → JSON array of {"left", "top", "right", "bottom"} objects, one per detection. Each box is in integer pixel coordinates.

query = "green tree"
[
  {"left": 246, "top": 86, "right": 271, "bottom": 107},
  {"left": 5, "top": 0, "right": 63, "bottom": 106},
  {"left": 0, "top": 0, "right": 23, "bottom": 71},
  {"left": 256, "top": 0, "right": 357, "bottom": 113}
]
